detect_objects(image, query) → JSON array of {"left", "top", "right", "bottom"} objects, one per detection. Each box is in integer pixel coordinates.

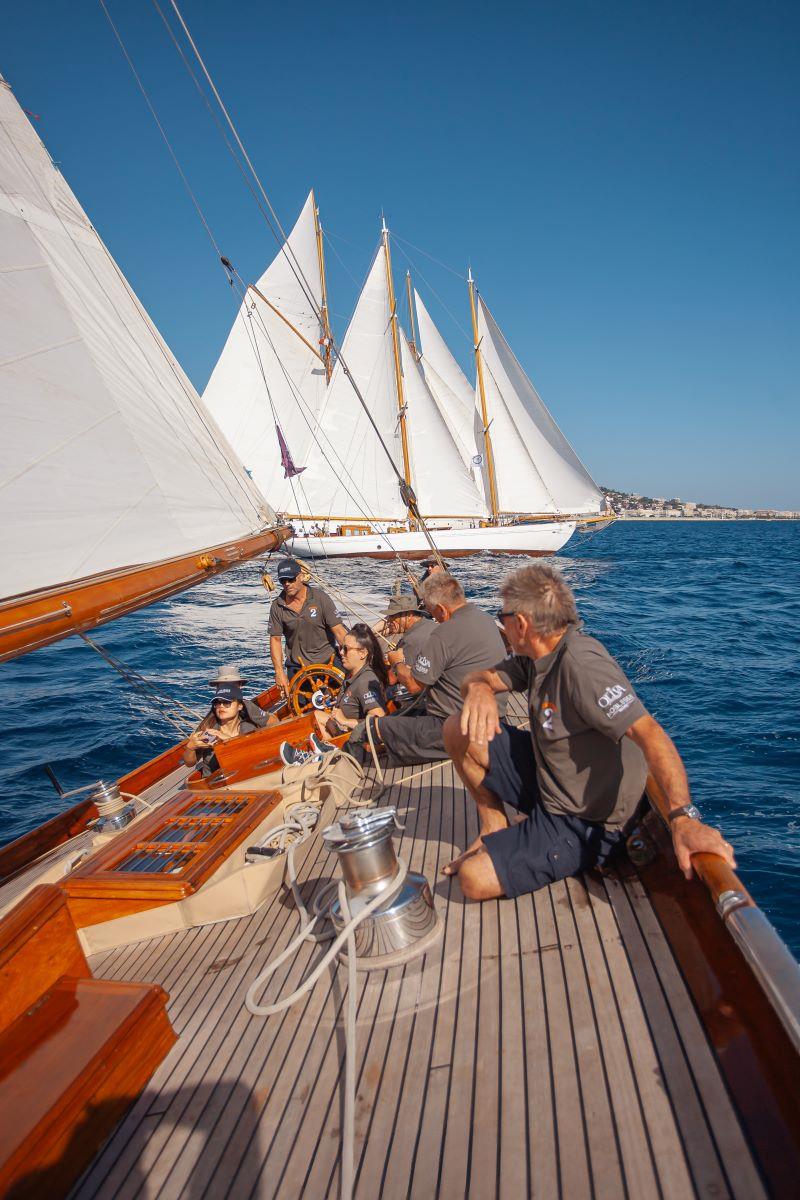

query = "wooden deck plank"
[
  {"left": 437, "top": 776, "right": 483, "bottom": 1200},
  {"left": 534, "top": 882, "right": 593, "bottom": 1199},
  {"left": 550, "top": 877, "right": 626, "bottom": 1199},
  {"left": 515, "top": 891, "right": 559, "bottom": 1200},
  {"left": 408, "top": 769, "right": 467, "bottom": 1200},
  {"left": 379, "top": 768, "right": 457, "bottom": 1200},
  {"left": 565, "top": 875, "right": 661, "bottom": 1200}
]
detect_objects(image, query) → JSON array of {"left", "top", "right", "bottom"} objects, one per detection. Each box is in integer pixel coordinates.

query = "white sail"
[
  {"left": 0, "top": 79, "right": 274, "bottom": 603},
  {"left": 478, "top": 297, "right": 603, "bottom": 515},
  {"left": 400, "top": 332, "right": 486, "bottom": 519},
  {"left": 299, "top": 248, "right": 406, "bottom": 522},
  {"left": 414, "top": 290, "right": 479, "bottom": 470},
  {"left": 202, "top": 191, "right": 328, "bottom": 513}
]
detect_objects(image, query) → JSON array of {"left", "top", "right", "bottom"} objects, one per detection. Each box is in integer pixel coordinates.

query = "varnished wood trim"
[
  {"left": 0, "top": 525, "right": 292, "bottom": 663},
  {"left": 0, "top": 885, "right": 88, "bottom": 1028}
]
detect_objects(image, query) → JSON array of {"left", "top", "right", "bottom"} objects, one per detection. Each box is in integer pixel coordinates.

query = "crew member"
[
  {"left": 384, "top": 594, "right": 434, "bottom": 668},
  {"left": 443, "top": 564, "right": 736, "bottom": 899},
  {"left": 207, "top": 663, "right": 276, "bottom": 728},
  {"left": 268, "top": 559, "right": 347, "bottom": 697},
  {"left": 369, "top": 573, "right": 507, "bottom": 766},
  {"left": 182, "top": 684, "right": 262, "bottom": 777}
]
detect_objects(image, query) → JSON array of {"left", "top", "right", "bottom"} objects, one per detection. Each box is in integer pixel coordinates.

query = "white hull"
[{"left": 288, "top": 521, "right": 577, "bottom": 560}]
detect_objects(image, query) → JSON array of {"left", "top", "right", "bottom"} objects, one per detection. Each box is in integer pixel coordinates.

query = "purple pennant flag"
[{"left": 276, "top": 426, "right": 306, "bottom": 479}]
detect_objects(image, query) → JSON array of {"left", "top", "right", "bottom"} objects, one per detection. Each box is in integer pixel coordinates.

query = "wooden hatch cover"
[{"left": 62, "top": 789, "right": 280, "bottom": 928}]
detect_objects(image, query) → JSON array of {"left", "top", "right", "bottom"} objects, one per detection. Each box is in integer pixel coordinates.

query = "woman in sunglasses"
[{"left": 182, "top": 684, "right": 262, "bottom": 777}]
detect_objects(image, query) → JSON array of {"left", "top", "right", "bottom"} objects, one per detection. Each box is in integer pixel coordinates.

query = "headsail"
[
  {"left": 414, "top": 290, "right": 479, "bottom": 472},
  {"left": 399, "top": 332, "right": 487, "bottom": 519},
  {"left": 202, "top": 191, "right": 328, "bottom": 512},
  {"left": 298, "top": 248, "right": 407, "bottom": 523},
  {"left": 0, "top": 78, "right": 281, "bottom": 658},
  {"left": 477, "top": 297, "right": 603, "bottom": 515}
]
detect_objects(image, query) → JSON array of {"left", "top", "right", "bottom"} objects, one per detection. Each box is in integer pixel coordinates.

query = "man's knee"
[
  {"left": 442, "top": 713, "right": 466, "bottom": 758},
  {"left": 457, "top": 850, "right": 504, "bottom": 901}
]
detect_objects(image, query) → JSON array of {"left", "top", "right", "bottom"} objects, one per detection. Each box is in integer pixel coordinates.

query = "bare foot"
[{"left": 443, "top": 835, "right": 485, "bottom": 876}]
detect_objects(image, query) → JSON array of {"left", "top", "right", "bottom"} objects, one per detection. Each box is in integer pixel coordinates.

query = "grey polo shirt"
[
  {"left": 412, "top": 602, "right": 508, "bottom": 721},
  {"left": 397, "top": 616, "right": 434, "bottom": 665},
  {"left": 339, "top": 666, "right": 384, "bottom": 719},
  {"left": 495, "top": 626, "right": 648, "bottom": 830},
  {"left": 267, "top": 584, "right": 340, "bottom": 665}
]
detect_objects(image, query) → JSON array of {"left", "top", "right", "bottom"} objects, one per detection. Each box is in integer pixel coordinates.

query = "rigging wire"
[
  {"left": 391, "top": 231, "right": 467, "bottom": 281},
  {"left": 78, "top": 633, "right": 200, "bottom": 734}
]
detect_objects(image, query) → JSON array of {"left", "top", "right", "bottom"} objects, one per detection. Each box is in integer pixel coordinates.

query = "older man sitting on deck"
[{"left": 443, "top": 564, "right": 736, "bottom": 900}]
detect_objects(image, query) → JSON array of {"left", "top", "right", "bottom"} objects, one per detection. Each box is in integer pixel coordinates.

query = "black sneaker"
[
  {"left": 279, "top": 741, "right": 320, "bottom": 767},
  {"left": 309, "top": 732, "right": 337, "bottom": 756}
]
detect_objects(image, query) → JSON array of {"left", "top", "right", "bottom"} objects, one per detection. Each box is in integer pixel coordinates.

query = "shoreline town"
[{"left": 602, "top": 487, "right": 799, "bottom": 520}]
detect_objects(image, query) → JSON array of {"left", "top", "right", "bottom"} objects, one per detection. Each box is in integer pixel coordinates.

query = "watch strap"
[{"left": 667, "top": 803, "right": 700, "bottom": 824}]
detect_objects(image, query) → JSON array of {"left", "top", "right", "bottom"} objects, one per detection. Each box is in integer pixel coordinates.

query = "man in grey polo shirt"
[
  {"left": 443, "top": 564, "right": 736, "bottom": 900},
  {"left": 371, "top": 574, "right": 507, "bottom": 766}
]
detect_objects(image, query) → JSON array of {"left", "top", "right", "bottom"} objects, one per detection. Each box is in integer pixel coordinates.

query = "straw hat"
[{"left": 208, "top": 664, "right": 249, "bottom": 687}]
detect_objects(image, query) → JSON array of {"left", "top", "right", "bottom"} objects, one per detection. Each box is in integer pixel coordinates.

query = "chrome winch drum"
[{"left": 322, "top": 808, "right": 441, "bottom": 969}]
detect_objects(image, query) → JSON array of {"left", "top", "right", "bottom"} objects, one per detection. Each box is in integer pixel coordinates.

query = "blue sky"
[{"left": 5, "top": 0, "right": 799, "bottom": 507}]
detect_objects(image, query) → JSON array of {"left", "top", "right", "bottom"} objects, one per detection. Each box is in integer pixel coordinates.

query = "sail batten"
[{"left": 0, "top": 79, "right": 277, "bottom": 613}]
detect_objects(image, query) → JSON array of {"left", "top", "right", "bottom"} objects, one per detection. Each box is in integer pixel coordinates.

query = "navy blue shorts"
[{"left": 482, "top": 723, "right": 627, "bottom": 899}]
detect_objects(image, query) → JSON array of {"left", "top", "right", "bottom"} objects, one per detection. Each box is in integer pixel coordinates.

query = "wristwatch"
[{"left": 667, "top": 803, "right": 702, "bottom": 824}]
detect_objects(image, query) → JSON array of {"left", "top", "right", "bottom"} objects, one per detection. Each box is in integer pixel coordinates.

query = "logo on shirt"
[
  {"left": 540, "top": 696, "right": 557, "bottom": 732},
  {"left": 363, "top": 691, "right": 379, "bottom": 707},
  {"left": 309, "top": 607, "right": 318, "bottom": 618},
  {"left": 415, "top": 655, "right": 431, "bottom": 674},
  {"left": 597, "top": 684, "right": 627, "bottom": 709}
]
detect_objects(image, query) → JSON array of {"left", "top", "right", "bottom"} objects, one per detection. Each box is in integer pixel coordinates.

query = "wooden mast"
[
  {"left": 405, "top": 270, "right": 420, "bottom": 360},
  {"left": 468, "top": 268, "right": 500, "bottom": 523},
  {"left": 312, "top": 190, "right": 333, "bottom": 382},
  {"left": 382, "top": 218, "right": 415, "bottom": 526}
]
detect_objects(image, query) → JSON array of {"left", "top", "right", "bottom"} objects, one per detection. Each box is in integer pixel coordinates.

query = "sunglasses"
[{"left": 496, "top": 609, "right": 517, "bottom": 622}]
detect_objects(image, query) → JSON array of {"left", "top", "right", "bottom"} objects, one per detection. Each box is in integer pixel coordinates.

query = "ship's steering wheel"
[{"left": 287, "top": 662, "right": 346, "bottom": 717}]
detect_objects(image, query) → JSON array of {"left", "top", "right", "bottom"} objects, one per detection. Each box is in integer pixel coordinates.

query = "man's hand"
[
  {"left": 672, "top": 817, "right": 736, "bottom": 880},
  {"left": 460, "top": 681, "right": 501, "bottom": 745}
]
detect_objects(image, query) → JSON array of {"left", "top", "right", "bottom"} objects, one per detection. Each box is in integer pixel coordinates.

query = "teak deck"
[{"left": 70, "top": 741, "right": 769, "bottom": 1199}]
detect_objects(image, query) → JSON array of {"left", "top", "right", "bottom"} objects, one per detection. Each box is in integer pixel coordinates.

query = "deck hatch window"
[
  {"left": 114, "top": 848, "right": 196, "bottom": 874},
  {"left": 156, "top": 821, "right": 216, "bottom": 844},
  {"left": 183, "top": 799, "right": 246, "bottom": 818}
]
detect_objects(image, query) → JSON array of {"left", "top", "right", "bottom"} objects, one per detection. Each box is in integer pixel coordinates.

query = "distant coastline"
[{"left": 602, "top": 488, "right": 799, "bottom": 521}]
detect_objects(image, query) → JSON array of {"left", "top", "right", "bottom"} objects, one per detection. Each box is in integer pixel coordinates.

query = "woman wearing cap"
[
  {"left": 315, "top": 624, "right": 389, "bottom": 738},
  {"left": 267, "top": 559, "right": 347, "bottom": 698},
  {"left": 207, "top": 665, "right": 277, "bottom": 728},
  {"left": 182, "top": 684, "right": 264, "bottom": 778}
]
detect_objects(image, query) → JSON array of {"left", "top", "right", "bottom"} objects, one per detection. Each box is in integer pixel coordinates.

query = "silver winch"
[
  {"left": 322, "top": 807, "right": 441, "bottom": 968},
  {"left": 91, "top": 780, "right": 137, "bottom": 833}
]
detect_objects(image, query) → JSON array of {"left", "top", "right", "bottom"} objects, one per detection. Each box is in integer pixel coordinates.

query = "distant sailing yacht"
[{"left": 204, "top": 200, "right": 610, "bottom": 560}]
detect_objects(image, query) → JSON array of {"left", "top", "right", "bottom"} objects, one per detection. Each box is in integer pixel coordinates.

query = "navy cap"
[
  {"left": 212, "top": 684, "right": 244, "bottom": 704},
  {"left": 276, "top": 558, "right": 302, "bottom": 582}
]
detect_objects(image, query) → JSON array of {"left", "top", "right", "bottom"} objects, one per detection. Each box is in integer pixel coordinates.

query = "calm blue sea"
[{"left": 1, "top": 521, "right": 798, "bottom": 955}]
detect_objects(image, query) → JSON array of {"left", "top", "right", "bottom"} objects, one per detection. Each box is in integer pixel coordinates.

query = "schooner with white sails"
[{"left": 204, "top": 195, "right": 610, "bottom": 560}]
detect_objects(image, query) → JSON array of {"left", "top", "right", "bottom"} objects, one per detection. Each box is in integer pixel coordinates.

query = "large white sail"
[
  {"left": 0, "top": 79, "right": 274, "bottom": 603},
  {"left": 414, "top": 290, "right": 479, "bottom": 471},
  {"left": 400, "top": 332, "right": 486, "bottom": 519},
  {"left": 299, "top": 248, "right": 406, "bottom": 522},
  {"left": 478, "top": 297, "right": 603, "bottom": 515},
  {"left": 202, "top": 191, "right": 328, "bottom": 513}
]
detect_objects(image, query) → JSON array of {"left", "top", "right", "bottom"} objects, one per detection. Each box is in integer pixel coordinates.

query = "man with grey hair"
[
  {"left": 443, "top": 563, "right": 736, "bottom": 899},
  {"left": 365, "top": 573, "right": 507, "bottom": 766}
]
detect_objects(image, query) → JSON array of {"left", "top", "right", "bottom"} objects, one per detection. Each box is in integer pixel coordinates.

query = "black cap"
[
  {"left": 212, "top": 684, "right": 244, "bottom": 704},
  {"left": 276, "top": 558, "right": 302, "bottom": 582}
]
